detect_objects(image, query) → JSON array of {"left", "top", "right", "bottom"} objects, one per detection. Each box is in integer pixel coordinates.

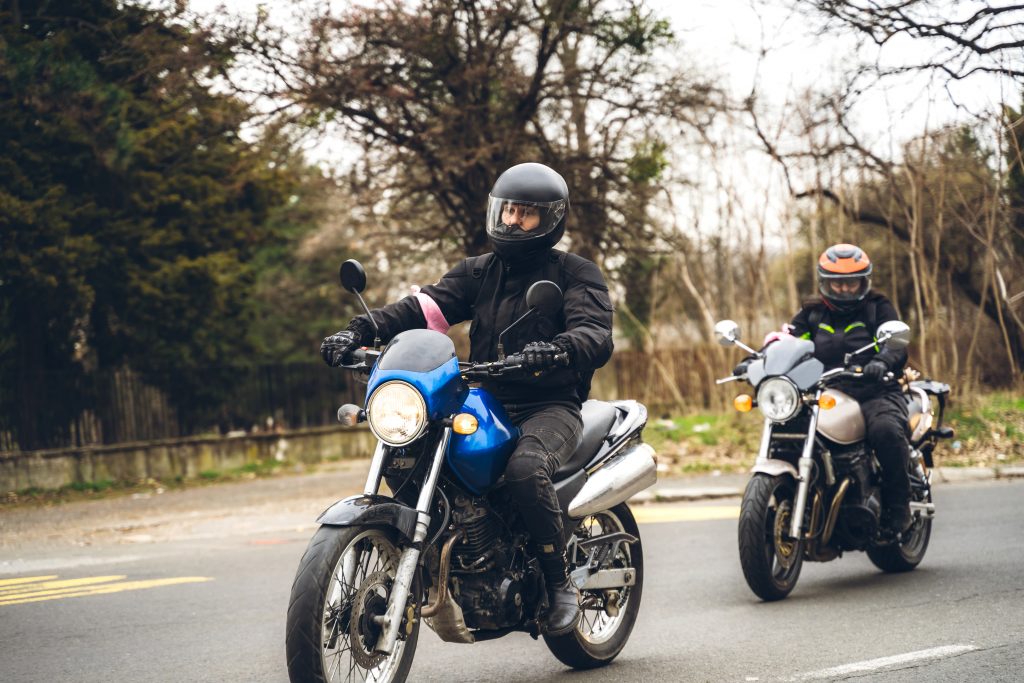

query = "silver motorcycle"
[{"left": 715, "top": 320, "right": 953, "bottom": 601}]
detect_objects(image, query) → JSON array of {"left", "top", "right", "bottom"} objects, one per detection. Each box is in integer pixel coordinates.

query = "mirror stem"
[
  {"left": 354, "top": 291, "right": 382, "bottom": 349},
  {"left": 733, "top": 339, "right": 760, "bottom": 356},
  {"left": 496, "top": 309, "right": 536, "bottom": 361}
]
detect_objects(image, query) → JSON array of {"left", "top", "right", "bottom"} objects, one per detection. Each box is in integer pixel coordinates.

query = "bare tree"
[
  {"left": 232, "top": 0, "right": 721, "bottom": 266},
  {"left": 794, "top": 0, "right": 1024, "bottom": 81}
]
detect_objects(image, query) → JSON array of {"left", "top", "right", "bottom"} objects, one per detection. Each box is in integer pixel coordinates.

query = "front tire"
[
  {"left": 544, "top": 503, "right": 644, "bottom": 670},
  {"left": 738, "top": 473, "right": 804, "bottom": 601},
  {"left": 867, "top": 489, "right": 933, "bottom": 573},
  {"left": 286, "top": 525, "right": 419, "bottom": 683}
]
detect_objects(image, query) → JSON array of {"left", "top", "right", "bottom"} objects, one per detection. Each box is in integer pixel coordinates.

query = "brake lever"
[{"left": 716, "top": 375, "right": 742, "bottom": 385}]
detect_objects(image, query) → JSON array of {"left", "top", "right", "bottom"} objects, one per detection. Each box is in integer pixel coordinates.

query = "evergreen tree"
[{"left": 0, "top": 0, "right": 293, "bottom": 448}]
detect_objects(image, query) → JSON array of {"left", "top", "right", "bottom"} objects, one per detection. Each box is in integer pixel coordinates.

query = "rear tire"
[
  {"left": 738, "top": 473, "right": 803, "bottom": 601},
  {"left": 286, "top": 525, "right": 419, "bottom": 683},
  {"left": 868, "top": 489, "right": 932, "bottom": 573},
  {"left": 544, "top": 503, "right": 643, "bottom": 670}
]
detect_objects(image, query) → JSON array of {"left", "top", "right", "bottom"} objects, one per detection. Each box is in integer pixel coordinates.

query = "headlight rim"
[
  {"left": 366, "top": 380, "right": 428, "bottom": 446},
  {"left": 756, "top": 377, "right": 802, "bottom": 423}
]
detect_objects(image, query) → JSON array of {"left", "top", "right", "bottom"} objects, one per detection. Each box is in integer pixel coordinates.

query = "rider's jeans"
[
  {"left": 503, "top": 403, "right": 583, "bottom": 551},
  {"left": 861, "top": 389, "right": 911, "bottom": 504}
]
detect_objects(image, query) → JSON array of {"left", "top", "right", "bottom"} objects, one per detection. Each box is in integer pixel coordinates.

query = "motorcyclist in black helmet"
[{"left": 320, "top": 162, "right": 614, "bottom": 635}]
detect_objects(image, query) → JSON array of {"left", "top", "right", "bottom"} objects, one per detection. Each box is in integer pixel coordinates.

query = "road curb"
[
  {"left": 631, "top": 465, "right": 1021, "bottom": 505},
  {"left": 631, "top": 487, "right": 743, "bottom": 505}
]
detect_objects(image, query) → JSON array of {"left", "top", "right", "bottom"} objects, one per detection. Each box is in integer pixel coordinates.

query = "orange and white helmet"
[{"left": 817, "top": 243, "right": 872, "bottom": 311}]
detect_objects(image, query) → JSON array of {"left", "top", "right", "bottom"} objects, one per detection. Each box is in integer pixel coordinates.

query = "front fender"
[
  {"left": 750, "top": 459, "right": 799, "bottom": 480},
  {"left": 316, "top": 494, "right": 418, "bottom": 544}
]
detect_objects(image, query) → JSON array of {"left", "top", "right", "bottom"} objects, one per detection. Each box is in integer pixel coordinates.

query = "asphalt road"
[{"left": 1, "top": 477, "right": 1022, "bottom": 682}]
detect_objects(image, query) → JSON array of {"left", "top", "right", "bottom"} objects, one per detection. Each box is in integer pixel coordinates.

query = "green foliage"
[
  {"left": 0, "top": 1, "right": 298, "bottom": 447},
  {"left": 626, "top": 139, "right": 669, "bottom": 184},
  {"left": 646, "top": 412, "right": 753, "bottom": 450},
  {"left": 68, "top": 479, "right": 115, "bottom": 493}
]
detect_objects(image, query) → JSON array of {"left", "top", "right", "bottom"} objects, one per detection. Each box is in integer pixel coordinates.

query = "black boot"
[
  {"left": 537, "top": 548, "right": 580, "bottom": 636},
  {"left": 883, "top": 492, "right": 913, "bottom": 534}
]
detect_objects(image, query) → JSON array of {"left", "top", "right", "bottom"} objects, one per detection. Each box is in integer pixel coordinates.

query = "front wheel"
[
  {"left": 544, "top": 502, "right": 644, "bottom": 670},
  {"left": 738, "top": 473, "right": 804, "bottom": 601},
  {"left": 286, "top": 525, "right": 419, "bottom": 683},
  {"left": 867, "top": 489, "right": 933, "bottom": 572}
]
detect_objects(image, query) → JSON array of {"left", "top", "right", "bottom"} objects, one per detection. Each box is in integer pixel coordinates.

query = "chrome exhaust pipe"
[{"left": 568, "top": 442, "right": 657, "bottom": 518}]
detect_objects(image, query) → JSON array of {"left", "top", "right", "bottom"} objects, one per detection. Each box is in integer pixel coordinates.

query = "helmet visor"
[
  {"left": 486, "top": 195, "right": 566, "bottom": 241},
  {"left": 819, "top": 273, "right": 870, "bottom": 302}
]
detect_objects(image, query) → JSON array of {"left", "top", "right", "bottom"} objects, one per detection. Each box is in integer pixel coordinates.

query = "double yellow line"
[{"left": 0, "top": 574, "right": 213, "bottom": 607}]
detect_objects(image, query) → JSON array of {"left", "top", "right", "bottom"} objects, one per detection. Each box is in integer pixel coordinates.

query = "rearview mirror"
[
  {"left": 339, "top": 260, "right": 367, "bottom": 294},
  {"left": 714, "top": 320, "right": 741, "bottom": 347},
  {"left": 526, "top": 280, "right": 563, "bottom": 317},
  {"left": 876, "top": 320, "right": 912, "bottom": 350}
]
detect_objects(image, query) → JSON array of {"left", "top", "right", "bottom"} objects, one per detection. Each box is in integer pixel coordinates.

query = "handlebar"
[
  {"left": 717, "top": 366, "right": 897, "bottom": 388},
  {"left": 460, "top": 351, "right": 570, "bottom": 380},
  {"left": 335, "top": 347, "right": 380, "bottom": 374}
]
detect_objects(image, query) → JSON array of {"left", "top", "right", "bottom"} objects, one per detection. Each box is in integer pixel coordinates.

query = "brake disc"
[
  {"left": 348, "top": 571, "right": 392, "bottom": 670},
  {"left": 773, "top": 501, "right": 798, "bottom": 569}
]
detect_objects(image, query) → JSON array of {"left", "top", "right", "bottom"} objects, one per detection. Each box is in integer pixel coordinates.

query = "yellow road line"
[
  {"left": 0, "top": 575, "right": 59, "bottom": 588},
  {"left": 633, "top": 504, "right": 740, "bottom": 524},
  {"left": 0, "top": 575, "right": 126, "bottom": 596},
  {"left": 0, "top": 576, "right": 213, "bottom": 607}
]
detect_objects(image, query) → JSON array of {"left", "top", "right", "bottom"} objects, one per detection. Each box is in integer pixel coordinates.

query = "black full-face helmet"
[{"left": 486, "top": 163, "right": 569, "bottom": 262}]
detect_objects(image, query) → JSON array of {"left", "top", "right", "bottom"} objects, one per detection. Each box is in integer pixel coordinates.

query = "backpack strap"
[
  {"left": 807, "top": 306, "right": 824, "bottom": 339},
  {"left": 463, "top": 253, "right": 494, "bottom": 307},
  {"left": 864, "top": 299, "right": 877, "bottom": 332}
]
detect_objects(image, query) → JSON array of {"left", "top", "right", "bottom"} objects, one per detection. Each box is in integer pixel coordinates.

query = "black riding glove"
[
  {"left": 733, "top": 358, "right": 752, "bottom": 376},
  {"left": 522, "top": 341, "right": 562, "bottom": 370},
  {"left": 862, "top": 358, "right": 889, "bottom": 382},
  {"left": 320, "top": 330, "right": 360, "bottom": 367}
]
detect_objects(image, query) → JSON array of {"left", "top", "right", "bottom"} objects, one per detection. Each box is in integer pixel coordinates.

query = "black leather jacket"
[
  {"left": 789, "top": 292, "right": 908, "bottom": 399},
  {"left": 348, "top": 249, "right": 614, "bottom": 407}
]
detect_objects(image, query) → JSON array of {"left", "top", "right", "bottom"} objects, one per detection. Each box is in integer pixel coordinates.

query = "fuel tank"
[
  {"left": 816, "top": 389, "right": 865, "bottom": 445},
  {"left": 447, "top": 388, "right": 518, "bottom": 494}
]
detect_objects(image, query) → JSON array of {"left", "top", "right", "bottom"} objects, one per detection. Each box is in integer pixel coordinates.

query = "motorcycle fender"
[
  {"left": 316, "top": 494, "right": 418, "bottom": 544},
  {"left": 750, "top": 459, "right": 799, "bottom": 480}
]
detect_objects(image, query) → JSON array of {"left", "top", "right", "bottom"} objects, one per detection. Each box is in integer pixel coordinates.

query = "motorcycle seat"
[{"left": 553, "top": 399, "right": 618, "bottom": 480}]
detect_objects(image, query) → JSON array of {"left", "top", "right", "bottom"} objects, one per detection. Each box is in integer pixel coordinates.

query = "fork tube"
[
  {"left": 363, "top": 440, "right": 388, "bottom": 495},
  {"left": 789, "top": 401, "right": 821, "bottom": 540},
  {"left": 375, "top": 428, "right": 451, "bottom": 655},
  {"left": 756, "top": 418, "right": 773, "bottom": 463}
]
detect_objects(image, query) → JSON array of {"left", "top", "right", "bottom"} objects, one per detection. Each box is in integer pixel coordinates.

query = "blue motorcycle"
[{"left": 285, "top": 261, "right": 657, "bottom": 683}]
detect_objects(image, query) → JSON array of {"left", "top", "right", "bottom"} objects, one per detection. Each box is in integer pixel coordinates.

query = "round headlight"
[
  {"left": 756, "top": 378, "right": 801, "bottom": 423},
  {"left": 366, "top": 381, "right": 427, "bottom": 446}
]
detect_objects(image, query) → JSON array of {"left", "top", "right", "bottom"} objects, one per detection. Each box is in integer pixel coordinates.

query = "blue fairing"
[
  {"left": 363, "top": 329, "right": 517, "bottom": 495},
  {"left": 448, "top": 388, "right": 519, "bottom": 494},
  {"left": 366, "top": 330, "right": 468, "bottom": 419}
]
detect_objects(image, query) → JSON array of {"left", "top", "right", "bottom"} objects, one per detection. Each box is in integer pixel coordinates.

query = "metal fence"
[
  {"left": 0, "top": 347, "right": 731, "bottom": 454},
  {"left": 0, "top": 364, "right": 365, "bottom": 454}
]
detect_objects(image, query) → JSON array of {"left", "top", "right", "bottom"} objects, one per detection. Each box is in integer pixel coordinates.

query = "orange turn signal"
[
  {"left": 452, "top": 413, "right": 479, "bottom": 435},
  {"left": 733, "top": 394, "right": 753, "bottom": 412},
  {"left": 818, "top": 394, "right": 837, "bottom": 410}
]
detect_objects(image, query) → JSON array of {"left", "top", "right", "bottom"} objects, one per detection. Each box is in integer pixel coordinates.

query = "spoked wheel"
[
  {"left": 286, "top": 525, "right": 418, "bottom": 683},
  {"left": 544, "top": 502, "right": 644, "bottom": 670},
  {"left": 738, "top": 474, "right": 804, "bottom": 601},
  {"left": 868, "top": 488, "right": 933, "bottom": 573}
]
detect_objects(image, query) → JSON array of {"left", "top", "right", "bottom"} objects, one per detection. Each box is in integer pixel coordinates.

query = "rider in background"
[
  {"left": 320, "top": 162, "right": 614, "bottom": 635},
  {"left": 738, "top": 243, "right": 912, "bottom": 533}
]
